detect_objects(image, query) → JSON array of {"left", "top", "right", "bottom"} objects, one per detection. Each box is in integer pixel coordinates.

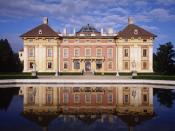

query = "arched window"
[{"left": 74, "top": 60, "right": 80, "bottom": 69}]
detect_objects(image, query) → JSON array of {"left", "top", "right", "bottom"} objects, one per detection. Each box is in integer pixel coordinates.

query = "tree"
[
  {"left": 153, "top": 42, "right": 175, "bottom": 75},
  {"left": 0, "top": 39, "right": 22, "bottom": 72}
]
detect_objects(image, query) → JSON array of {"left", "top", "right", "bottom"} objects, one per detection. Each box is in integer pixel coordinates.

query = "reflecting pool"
[{"left": 0, "top": 85, "right": 175, "bottom": 131}]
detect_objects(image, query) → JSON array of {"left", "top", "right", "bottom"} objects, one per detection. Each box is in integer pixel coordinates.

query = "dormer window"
[
  {"left": 134, "top": 29, "right": 138, "bottom": 35},
  {"left": 143, "top": 39, "right": 147, "bottom": 42},
  {"left": 39, "top": 29, "right": 42, "bottom": 34}
]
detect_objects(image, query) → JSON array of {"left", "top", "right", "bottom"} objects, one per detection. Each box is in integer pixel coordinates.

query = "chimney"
[
  {"left": 63, "top": 27, "right": 67, "bottom": 35},
  {"left": 108, "top": 28, "right": 113, "bottom": 35},
  {"left": 128, "top": 17, "right": 134, "bottom": 25},
  {"left": 101, "top": 28, "right": 104, "bottom": 35},
  {"left": 73, "top": 27, "right": 76, "bottom": 35},
  {"left": 43, "top": 17, "right": 48, "bottom": 24}
]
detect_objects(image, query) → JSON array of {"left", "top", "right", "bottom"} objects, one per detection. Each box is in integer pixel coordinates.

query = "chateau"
[{"left": 20, "top": 17, "right": 156, "bottom": 74}]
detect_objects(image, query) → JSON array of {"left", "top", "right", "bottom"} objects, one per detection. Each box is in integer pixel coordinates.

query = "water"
[{"left": 0, "top": 85, "right": 175, "bottom": 131}]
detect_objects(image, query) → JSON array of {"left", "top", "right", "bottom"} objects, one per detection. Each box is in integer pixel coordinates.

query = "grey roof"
[{"left": 76, "top": 24, "right": 100, "bottom": 34}]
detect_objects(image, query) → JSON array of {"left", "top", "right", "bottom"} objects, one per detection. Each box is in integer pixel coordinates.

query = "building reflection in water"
[{"left": 19, "top": 86, "right": 154, "bottom": 131}]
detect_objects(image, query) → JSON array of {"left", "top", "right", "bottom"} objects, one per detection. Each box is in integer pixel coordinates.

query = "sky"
[{"left": 0, "top": 0, "right": 175, "bottom": 52}]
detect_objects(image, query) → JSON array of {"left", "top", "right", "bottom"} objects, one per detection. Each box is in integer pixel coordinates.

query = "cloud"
[{"left": 150, "top": 8, "right": 175, "bottom": 21}]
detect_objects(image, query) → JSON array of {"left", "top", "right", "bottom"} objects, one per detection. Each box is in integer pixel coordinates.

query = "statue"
[{"left": 31, "top": 63, "right": 37, "bottom": 77}]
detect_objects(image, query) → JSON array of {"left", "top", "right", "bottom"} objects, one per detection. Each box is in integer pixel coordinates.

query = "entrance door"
[{"left": 85, "top": 61, "right": 91, "bottom": 72}]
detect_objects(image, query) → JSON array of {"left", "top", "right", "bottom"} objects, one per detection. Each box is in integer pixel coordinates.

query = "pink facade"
[{"left": 60, "top": 41, "right": 116, "bottom": 72}]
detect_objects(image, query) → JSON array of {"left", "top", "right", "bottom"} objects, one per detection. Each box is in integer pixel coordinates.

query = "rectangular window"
[
  {"left": 47, "top": 61, "right": 52, "bottom": 69},
  {"left": 108, "top": 39, "right": 113, "bottom": 42},
  {"left": 96, "top": 48, "right": 102, "bottom": 57},
  {"left": 63, "top": 61, "right": 68, "bottom": 70},
  {"left": 124, "top": 94, "right": 129, "bottom": 104},
  {"left": 74, "top": 60, "right": 80, "bottom": 69},
  {"left": 142, "top": 61, "right": 148, "bottom": 70},
  {"left": 74, "top": 48, "right": 80, "bottom": 57},
  {"left": 46, "top": 94, "right": 53, "bottom": 105},
  {"left": 28, "top": 48, "right": 34, "bottom": 57},
  {"left": 63, "top": 93, "right": 69, "bottom": 103},
  {"left": 124, "top": 48, "right": 129, "bottom": 57},
  {"left": 107, "top": 61, "right": 113, "bottom": 70},
  {"left": 96, "top": 94, "right": 102, "bottom": 103},
  {"left": 96, "top": 60, "right": 102, "bottom": 70},
  {"left": 29, "top": 61, "right": 34, "bottom": 69},
  {"left": 63, "top": 48, "right": 69, "bottom": 58},
  {"left": 142, "top": 48, "right": 148, "bottom": 57},
  {"left": 107, "top": 93, "right": 113, "bottom": 103},
  {"left": 124, "top": 61, "right": 129, "bottom": 70},
  {"left": 47, "top": 48, "right": 53, "bottom": 57},
  {"left": 107, "top": 48, "right": 113, "bottom": 58},
  {"left": 85, "top": 48, "right": 91, "bottom": 57},
  {"left": 74, "top": 94, "right": 80, "bottom": 103},
  {"left": 85, "top": 93, "right": 91, "bottom": 103}
]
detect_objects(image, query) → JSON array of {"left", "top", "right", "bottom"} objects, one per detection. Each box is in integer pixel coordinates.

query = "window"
[
  {"left": 108, "top": 39, "right": 113, "bottom": 42},
  {"left": 143, "top": 94, "right": 148, "bottom": 103},
  {"left": 85, "top": 93, "right": 91, "bottom": 103},
  {"left": 63, "top": 48, "right": 69, "bottom": 58},
  {"left": 48, "top": 39, "right": 52, "bottom": 42},
  {"left": 47, "top": 62, "right": 52, "bottom": 69},
  {"left": 39, "top": 29, "right": 42, "bottom": 34},
  {"left": 28, "top": 93, "right": 35, "bottom": 104},
  {"left": 108, "top": 61, "right": 113, "bottom": 70},
  {"left": 124, "top": 48, "right": 129, "bottom": 57},
  {"left": 74, "top": 60, "right": 80, "bottom": 69},
  {"left": 29, "top": 39, "right": 33, "bottom": 43},
  {"left": 143, "top": 39, "right": 147, "bottom": 42},
  {"left": 47, "top": 48, "right": 53, "bottom": 57},
  {"left": 29, "top": 62, "right": 34, "bottom": 69},
  {"left": 142, "top": 48, "right": 148, "bottom": 57},
  {"left": 142, "top": 61, "right": 148, "bottom": 70},
  {"left": 46, "top": 94, "right": 53, "bottom": 105},
  {"left": 86, "top": 39, "right": 90, "bottom": 42},
  {"left": 96, "top": 94, "right": 102, "bottom": 103},
  {"left": 28, "top": 48, "right": 34, "bottom": 57},
  {"left": 74, "top": 94, "right": 80, "bottom": 103},
  {"left": 134, "top": 29, "right": 138, "bottom": 35},
  {"left": 75, "top": 39, "right": 79, "bottom": 43},
  {"left": 124, "top": 61, "right": 129, "bottom": 70},
  {"left": 107, "top": 48, "right": 113, "bottom": 58},
  {"left": 96, "top": 60, "right": 102, "bottom": 70},
  {"left": 63, "top": 39, "right": 68, "bottom": 43},
  {"left": 96, "top": 48, "right": 102, "bottom": 57},
  {"left": 63, "top": 93, "right": 69, "bottom": 103},
  {"left": 74, "top": 48, "right": 80, "bottom": 57},
  {"left": 107, "top": 93, "right": 113, "bottom": 103},
  {"left": 124, "top": 94, "right": 129, "bottom": 104},
  {"left": 96, "top": 39, "right": 100, "bottom": 42},
  {"left": 63, "top": 61, "right": 68, "bottom": 69},
  {"left": 85, "top": 48, "right": 91, "bottom": 57}
]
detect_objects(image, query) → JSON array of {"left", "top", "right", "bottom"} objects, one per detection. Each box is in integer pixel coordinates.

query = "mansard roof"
[
  {"left": 76, "top": 24, "right": 100, "bottom": 35},
  {"left": 117, "top": 24, "right": 157, "bottom": 39},
  {"left": 20, "top": 24, "right": 60, "bottom": 37}
]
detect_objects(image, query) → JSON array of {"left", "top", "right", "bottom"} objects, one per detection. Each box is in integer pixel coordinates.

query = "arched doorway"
[{"left": 85, "top": 61, "right": 91, "bottom": 72}]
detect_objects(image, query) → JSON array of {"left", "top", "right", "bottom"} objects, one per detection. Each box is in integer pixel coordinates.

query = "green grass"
[
  {"left": 0, "top": 72, "right": 37, "bottom": 79},
  {"left": 59, "top": 72, "right": 83, "bottom": 75},
  {"left": 133, "top": 75, "right": 175, "bottom": 80}
]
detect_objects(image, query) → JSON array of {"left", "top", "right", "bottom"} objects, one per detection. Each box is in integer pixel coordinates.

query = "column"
[{"left": 23, "top": 46, "right": 28, "bottom": 72}]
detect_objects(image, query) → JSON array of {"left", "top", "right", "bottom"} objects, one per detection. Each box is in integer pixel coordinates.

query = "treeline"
[
  {"left": 0, "top": 39, "right": 23, "bottom": 72},
  {"left": 153, "top": 42, "right": 175, "bottom": 75}
]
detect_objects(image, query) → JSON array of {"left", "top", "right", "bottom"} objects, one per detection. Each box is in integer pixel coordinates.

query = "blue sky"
[{"left": 0, "top": 0, "right": 175, "bottom": 52}]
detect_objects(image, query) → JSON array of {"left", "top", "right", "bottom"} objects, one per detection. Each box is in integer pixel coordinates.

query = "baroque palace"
[{"left": 20, "top": 17, "right": 156, "bottom": 74}]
